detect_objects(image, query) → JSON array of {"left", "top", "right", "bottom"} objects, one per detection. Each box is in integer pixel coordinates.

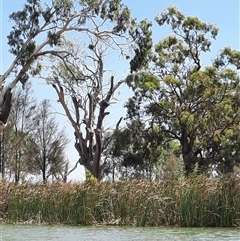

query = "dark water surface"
[{"left": 1, "top": 224, "right": 240, "bottom": 241}]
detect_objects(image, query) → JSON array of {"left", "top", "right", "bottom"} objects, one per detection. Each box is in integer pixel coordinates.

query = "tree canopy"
[
  {"left": 1, "top": 0, "right": 151, "bottom": 89},
  {"left": 125, "top": 7, "right": 240, "bottom": 176}
]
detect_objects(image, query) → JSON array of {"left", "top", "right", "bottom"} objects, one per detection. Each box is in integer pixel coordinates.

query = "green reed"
[{"left": 1, "top": 175, "right": 239, "bottom": 227}]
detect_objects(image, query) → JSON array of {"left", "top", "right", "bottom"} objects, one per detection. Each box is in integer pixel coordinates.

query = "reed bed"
[{"left": 0, "top": 176, "right": 240, "bottom": 227}]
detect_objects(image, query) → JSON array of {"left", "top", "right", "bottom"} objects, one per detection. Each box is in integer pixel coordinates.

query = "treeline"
[
  {"left": 0, "top": 83, "right": 70, "bottom": 183},
  {"left": 1, "top": 0, "right": 240, "bottom": 181}
]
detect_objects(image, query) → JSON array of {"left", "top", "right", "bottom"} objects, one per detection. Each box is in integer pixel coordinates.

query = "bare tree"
[{"left": 44, "top": 38, "right": 123, "bottom": 180}]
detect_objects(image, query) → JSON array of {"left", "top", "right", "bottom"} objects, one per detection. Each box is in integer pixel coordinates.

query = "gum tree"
[
  {"left": 126, "top": 7, "right": 240, "bottom": 175},
  {"left": 3, "top": 0, "right": 152, "bottom": 180},
  {"left": 44, "top": 38, "right": 126, "bottom": 180},
  {"left": 45, "top": 16, "right": 152, "bottom": 180}
]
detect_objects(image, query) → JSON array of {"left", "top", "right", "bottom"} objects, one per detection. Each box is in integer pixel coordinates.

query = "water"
[{"left": 1, "top": 225, "right": 240, "bottom": 241}]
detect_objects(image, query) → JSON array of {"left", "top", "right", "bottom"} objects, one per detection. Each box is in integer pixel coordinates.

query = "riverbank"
[{"left": 1, "top": 175, "right": 240, "bottom": 227}]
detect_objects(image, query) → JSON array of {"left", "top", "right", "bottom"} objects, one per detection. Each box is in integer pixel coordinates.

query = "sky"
[{"left": 0, "top": 0, "right": 239, "bottom": 182}]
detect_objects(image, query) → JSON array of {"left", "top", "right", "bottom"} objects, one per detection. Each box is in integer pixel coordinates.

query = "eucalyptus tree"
[
  {"left": 3, "top": 0, "right": 152, "bottom": 180},
  {"left": 46, "top": 34, "right": 136, "bottom": 180},
  {"left": 126, "top": 7, "right": 240, "bottom": 175},
  {"left": 40, "top": 8, "right": 151, "bottom": 180}
]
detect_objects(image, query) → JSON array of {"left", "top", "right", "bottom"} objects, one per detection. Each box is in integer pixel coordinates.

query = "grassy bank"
[{"left": 0, "top": 176, "right": 240, "bottom": 227}]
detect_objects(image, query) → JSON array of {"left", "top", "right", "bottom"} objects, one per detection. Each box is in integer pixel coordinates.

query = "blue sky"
[{"left": 0, "top": 0, "right": 239, "bottom": 181}]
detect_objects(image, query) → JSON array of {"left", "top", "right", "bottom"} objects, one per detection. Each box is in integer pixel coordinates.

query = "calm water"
[{"left": 1, "top": 225, "right": 240, "bottom": 241}]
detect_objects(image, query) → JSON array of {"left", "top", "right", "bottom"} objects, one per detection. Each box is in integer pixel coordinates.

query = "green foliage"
[
  {"left": 47, "top": 32, "right": 61, "bottom": 47},
  {"left": 5, "top": 0, "right": 150, "bottom": 91},
  {"left": 54, "top": 0, "right": 74, "bottom": 17},
  {"left": 126, "top": 72, "right": 159, "bottom": 93},
  {"left": 155, "top": 6, "right": 218, "bottom": 40},
  {"left": 8, "top": 0, "right": 41, "bottom": 56},
  {"left": 130, "top": 20, "right": 153, "bottom": 72},
  {"left": 126, "top": 7, "right": 240, "bottom": 175},
  {"left": 108, "top": 119, "right": 174, "bottom": 180},
  {"left": 85, "top": 169, "right": 98, "bottom": 185}
]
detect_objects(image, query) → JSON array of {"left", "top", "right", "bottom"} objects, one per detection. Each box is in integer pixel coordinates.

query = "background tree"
[
  {"left": 104, "top": 118, "right": 182, "bottom": 181},
  {"left": 0, "top": 83, "right": 37, "bottom": 182},
  {"left": 28, "top": 99, "right": 70, "bottom": 183},
  {"left": 109, "top": 119, "right": 162, "bottom": 180},
  {"left": 9, "top": 83, "right": 37, "bottom": 183},
  {"left": 126, "top": 7, "right": 240, "bottom": 176},
  {"left": 0, "top": 87, "right": 70, "bottom": 183}
]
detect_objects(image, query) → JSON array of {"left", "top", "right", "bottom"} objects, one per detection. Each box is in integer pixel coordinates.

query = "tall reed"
[{"left": 0, "top": 175, "right": 239, "bottom": 227}]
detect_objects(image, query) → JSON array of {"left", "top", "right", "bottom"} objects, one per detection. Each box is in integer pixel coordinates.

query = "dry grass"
[{"left": 0, "top": 175, "right": 240, "bottom": 227}]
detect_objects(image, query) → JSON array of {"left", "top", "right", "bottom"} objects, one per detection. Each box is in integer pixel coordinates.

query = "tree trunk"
[
  {"left": 0, "top": 131, "right": 5, "bottom": 180},
  {"left": 181, "top": 126, "right": 197, "bottom": 176},
  {"left": 42, "top": 151, "right": 46, "bottom": 184}
]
